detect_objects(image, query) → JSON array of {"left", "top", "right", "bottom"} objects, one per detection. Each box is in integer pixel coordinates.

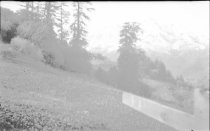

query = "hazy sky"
[{"left": 0, "top": 1, "right": 209, "bottom": 52}]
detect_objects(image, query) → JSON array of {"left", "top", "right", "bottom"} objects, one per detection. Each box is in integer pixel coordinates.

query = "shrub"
[
  {"left": 0, "top": 50, "right": 16, "bottom": 60},
  {"left": 11, "top": 36, "right": 30, "bottom": 51},
  {"left": 17, "top": 20, "right": 65, "bottom": 67},
  {"left": 10, "top": 37, "right": 43, "bottom": 61},
  {"left": 0, "top": 98, "right": 108, "bottom": 130},
  {"left": 0, "top": 43, "right": 16, "bottom": 59},
  {"left": 0, "top": 7, "right": 19, "bottom": 43},
  {"left": 42, "top": 51, "right": 56, "bottom": 67},
  {"left": 39, "top": 39, "right": 65, "bottom": 67},
  {"left": 17, "top": 20, "right": 57, "bottom": 47},
  {"left": 64, "top": 44, "right": 92, "bottom": 74},
  {"left": 0, "top": 24, "right": 18, "bottom": 43}
]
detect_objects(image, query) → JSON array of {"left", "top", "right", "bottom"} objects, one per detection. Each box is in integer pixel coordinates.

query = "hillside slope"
[{"left": 0, "top": 49, "right": 177, "bottom": 131}]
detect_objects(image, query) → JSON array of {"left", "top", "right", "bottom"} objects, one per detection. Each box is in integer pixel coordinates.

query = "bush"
[
  {"left": 62, "top": 39, "right": 93, "bottom": 74},
  {"left": 0, "top": 7, "right": 19, "bottom": 43},
  {"left": 0, "top": 98, "right": 108, "bottom": 130},
  {"left": 17, "top": 20, "right": 57, "bottom": 46},
  {"left": 39, "top": 39, "right": 65, "bottom": 67},
  {"left": 0, "top": 50, "right": 16, "bottom": 60},
  {"left": 17, "top": 20, "right": 65, "bottom": 67},
  {"left": 10, "top": 37, "right": 43, "bottom": 61},
  {"left": 15, "top": 11, "right": 65, "bottom": 68},
  {"left": 64, "top": 45, "right": 92, "bottom": 74},
  {"left": 11, "top": 36, "right": 30, "bottom": 51},
  {"left": 0, "top": 24, "right": 18, "bottom": 43},
  {"left": 17, "top": 19, "right": 65, "bottom": 67},
  {"left": 0, "top": 43, "right": 16, "bottom": 59},
  {"left": 42, "top": 51, "right": 56, "bottom": 66}
]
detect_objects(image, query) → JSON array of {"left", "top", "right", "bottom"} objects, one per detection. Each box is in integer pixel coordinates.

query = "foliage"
[
  {"left": 70, "top": 2, "right": 94, "bottom": 43},
  {"left": 42, "top": 2, "right": 60, "bottom": 27},
  {"left": 65, "top": 40, "right": 92, "bottom": 74},
  {"left": 42, "top": 51, "right": 56, "bottom": 66},
  {"left": 0, "top": 7, "right": 19, "bottom": 30},
  {"left": 149, "top": 59, "right": 176, "bottom": 83},
  {"left": 117, "top": 22, "right": 142, "bottom": 91},
  {"left": 95, "top": 67, "right": 118, "bottom": 87},
  {"left": 0, "top": 7, "right": 19, "bottom": 43},
  {"left": 0, "top": 98, "right": 106, "bottom": 130},
  {"left": 10, "top": 37, "right": 43, "bottom": 61},
  {"left": 56, "top": 2, "right": 70, "bottom": 41},
  {"left": 137, "top": 49, "right": 155, "bottom": 78},
  {"left": 17, "top": 20, "right": 56, "bottom": 45},
  {"left": 119, "top": 22, "right": 143, "bottom": 46},
  {"left": 66, "top": 2, "right": 94, "bottom": 74},
  {"left": 16, "top": 9, "right": 41, "bottom": 23}
]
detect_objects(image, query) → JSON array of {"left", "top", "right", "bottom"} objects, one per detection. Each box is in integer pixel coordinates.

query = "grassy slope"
[{"left": 0, "top": 53, "right": 177, "bottom": 131}]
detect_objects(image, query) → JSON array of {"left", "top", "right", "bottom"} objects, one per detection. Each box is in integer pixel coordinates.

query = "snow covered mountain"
[
  {"left": 87, "top": 20, "right": 208, "bottom": 57},
  {"left": 87, "top": 21, "right": 209, "bottom": 87}
]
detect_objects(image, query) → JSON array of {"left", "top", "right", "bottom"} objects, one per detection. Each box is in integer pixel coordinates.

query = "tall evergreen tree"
[
  {"left": 19, "top": 2, "right": 31, "bottom": 18},
  {"left": 36, "top": 2, "right": 40, "bottom": 14},
  {"left": 70, "top": 2, "right": 94, "bottom": 46},
  {"left": 56, "top": 2, "right": 70, "bottom": 41},
  {"left": 43, "top": 2, "right": 59, "bottom": 29},
  {"left": 67, "top": 2, "right": 94, "bottom": 74},
  {"left": 119, "top": 22, "right": 142, "bottom": 47},
  {"left": 29, "top": 2, "right": 34, "bottom": 12},
  {"left": 117, "top": 22, "right": 143, "bottom": 91},
  {"left": 20, "top": 2, "right": 30, "bottom": 12},
  {"left": 18, "top": 2, "right": 41, "bottom": 21}
]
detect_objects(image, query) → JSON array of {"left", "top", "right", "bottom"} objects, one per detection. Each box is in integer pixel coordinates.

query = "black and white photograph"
[{"left": 0, "top": 1, "right": 209, "bottom": 131}]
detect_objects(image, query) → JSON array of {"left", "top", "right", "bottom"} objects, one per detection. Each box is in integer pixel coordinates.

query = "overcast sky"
[{"left": 0, "top": 1, "right": 209, "bottom": 52}]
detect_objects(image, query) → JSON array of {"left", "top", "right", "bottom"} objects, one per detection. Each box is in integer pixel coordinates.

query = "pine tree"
[
  {"left": 56, "top": 2, "right": 70, "bottom": 41},
  {"left": 18, "top": 2, "right": 41, "bottom": 21},
  {"left": 119, "top": 22, "right": 142, "bottom": 47},
  {"left": 37, "top": 2, "right": 46, "bottom": 19},
  {"left": 67, "top": 2, "right": 94, "bottom": 74},
  {"left": 117, "top": 22, "right": 142, "bottom": 91},
  {"left": 36, "top": 2, "right": 40, "bottom": 14},
  {"left": 43, "top": 2, "right": 59, "bottom": 28},
  {"left": 70, "top": 2, "right": 94, "bottom": 46},
  {"left": 20, "top": 2, "right": 30, "bottom": 12},
  {"left": 19, "top": 2, "right": 31, "bottom": 18},
  {"left": 118, "top": 22, "right": 142, "bottom": 72},
  {"left": 29, "top": 2, "right": 34, "bottom": 12}
]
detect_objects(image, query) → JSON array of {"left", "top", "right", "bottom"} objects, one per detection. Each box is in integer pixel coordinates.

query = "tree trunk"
[
  {"left": 36, "top": 2, "right": 40, "bottom": 14},
  {"left": 26, "top": 2, "right": 30, "bottom": 11},
  {"left": 77, "top": 2, "right": 80, "bottom": 39},
  {"left": 31, "top": 2, "right": 34, "bottom": 12},
  {"left": 60, "top": 3, "right": 63, "bottom": 41}
]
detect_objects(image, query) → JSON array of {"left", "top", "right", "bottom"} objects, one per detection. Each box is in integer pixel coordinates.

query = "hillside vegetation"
[{"left": 0, "top": 43, "right": 177, "bottom": 131}]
